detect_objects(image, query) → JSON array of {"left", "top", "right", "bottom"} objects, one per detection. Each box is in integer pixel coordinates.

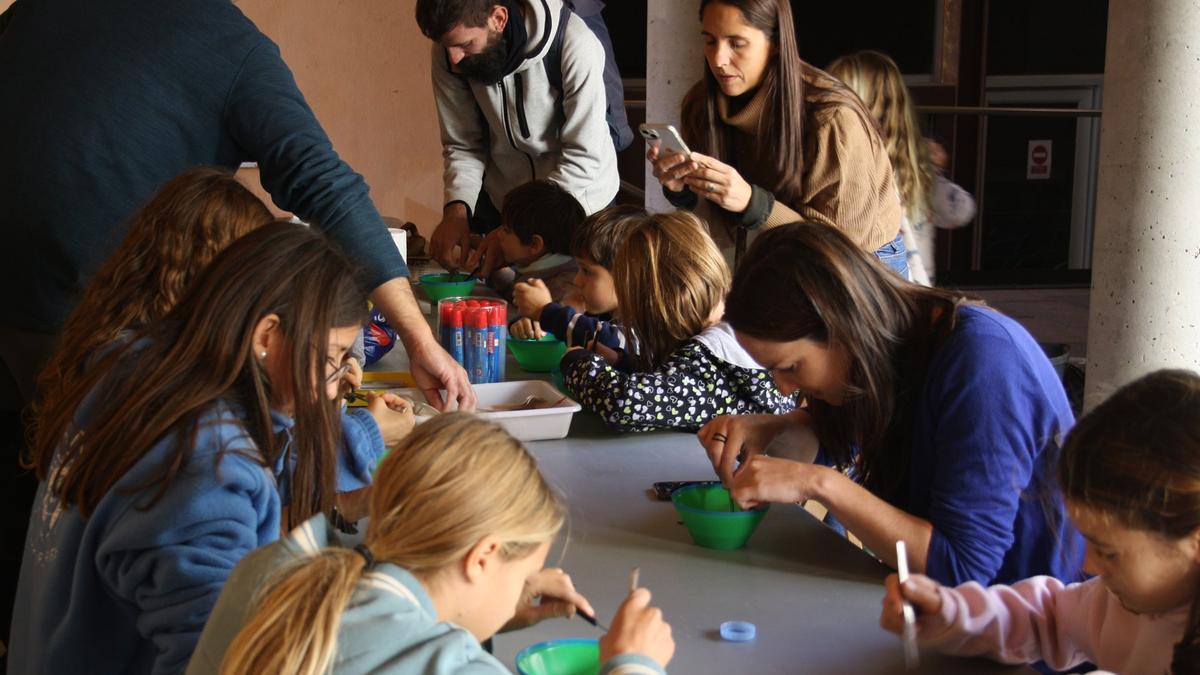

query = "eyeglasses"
[{"left": 326, "top": 361, "right": 353, "bottom": 385}]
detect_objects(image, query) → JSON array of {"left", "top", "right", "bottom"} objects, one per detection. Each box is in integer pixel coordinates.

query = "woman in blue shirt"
[
  {"left": 13, "top": 222, "right": 383, "bottom": 674},
  {"left": 701, "top": 221, "right": 1083, "bottom": 586}
]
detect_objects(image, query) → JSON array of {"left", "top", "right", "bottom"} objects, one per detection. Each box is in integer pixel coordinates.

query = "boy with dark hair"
[
  {"left": 490, "top": 180, "right": 584, "bottom": 303},
  {"left": 512, "top": 204, "right": 644, "bottom": 358}
]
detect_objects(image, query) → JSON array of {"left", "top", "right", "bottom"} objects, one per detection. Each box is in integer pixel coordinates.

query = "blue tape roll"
[{"left": 719, "top": 620, "right": 756, "bottom": 642}]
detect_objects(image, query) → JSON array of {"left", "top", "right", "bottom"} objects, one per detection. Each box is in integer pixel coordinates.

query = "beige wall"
[
  {"left": 236, "top": 0, "right": 445, "bottom": 233},
  {"left": 0, "top": 0, "right": 446, "bottom": 234}
]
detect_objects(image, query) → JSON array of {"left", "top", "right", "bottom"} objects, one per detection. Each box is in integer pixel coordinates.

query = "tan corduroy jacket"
[{"left": 679, "top": 72, "right": 902, "bottom": 253}]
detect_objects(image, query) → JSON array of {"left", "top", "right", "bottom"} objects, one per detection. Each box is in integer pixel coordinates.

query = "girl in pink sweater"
[{"left": 880, "top": 368, "right": 1200, "bottom": 675}]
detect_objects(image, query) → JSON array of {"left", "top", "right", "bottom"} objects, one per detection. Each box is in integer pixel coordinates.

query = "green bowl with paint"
[
  {"left": 508, "top": 334, "right": 567, "bottom": 372},
  {"left": 672, "top": 482, "right": 769, "bottom": 550},
  {"left": 418, "top": 273, "right": 477, "bottom": 304},
  {"left": 516, "top": 638, "right": 600, "bottom": 675}
]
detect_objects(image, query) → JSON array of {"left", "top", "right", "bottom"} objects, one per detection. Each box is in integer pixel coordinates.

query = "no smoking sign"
[{"left": 1027, "top": 140, "right": 1052, "bottom": 180}]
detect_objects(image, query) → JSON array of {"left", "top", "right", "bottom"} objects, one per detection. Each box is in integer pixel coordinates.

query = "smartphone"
[
  {"left": 651, "top": 480, "right": 709, "bottom": 501},
  {"left": 638, "top": 123, "right": 691, "bottom": 158}
]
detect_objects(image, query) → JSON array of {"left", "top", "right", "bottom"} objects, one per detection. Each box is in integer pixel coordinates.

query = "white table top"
[
  {"left": 371, "top": 323, "right": 1026, "bottom": 674},
  {"left": 487, "top": 413, "right": 1025, "bottom": 674}
]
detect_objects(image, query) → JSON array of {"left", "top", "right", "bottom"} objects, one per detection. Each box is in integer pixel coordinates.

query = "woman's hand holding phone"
[{"left": 647, "top": 143, "right": 693, "bottom": 193}]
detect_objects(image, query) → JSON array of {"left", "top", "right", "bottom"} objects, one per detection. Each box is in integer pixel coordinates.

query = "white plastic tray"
[{"left": 383, "top": 380, "right": 580, "bottom": 442}]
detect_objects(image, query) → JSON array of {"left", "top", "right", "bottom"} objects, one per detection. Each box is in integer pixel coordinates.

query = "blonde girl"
[
  {"left": 881, "top": 369, "right": 1200, "bottom": 674},
  {"left": 827, "top": 50, "right": 976, "bottom": 284},
  {"left": 187, "top": 414, "right": 674, "bottom": 675},
  {"left": 561, "top": 210, "right": 794, "bottom": 432}
]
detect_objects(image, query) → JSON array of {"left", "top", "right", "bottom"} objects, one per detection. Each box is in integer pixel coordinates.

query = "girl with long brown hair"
[
  {"left": 28, "top": 166, "right": 414, "bottom": 512},
  {"left": 880, "top": 369, "right": 1200, "bottom": 675},
  {"left": 646, "top": 0, "right": 905, "bottom": 273},
  {"left": 185, "top": 414, "right": 674, "bottom": 675},
  {"left": 560, "top": 210, "right": 793, "bottom": 432},
  {"left": 700, "top": 222, "right": 1082, "bottom": 588},
  {"left": 11, "top": 222, "right": 378, "bottom": 674},
  {"left": 29, "top": 166, "right": 273, "bottom": 439}
]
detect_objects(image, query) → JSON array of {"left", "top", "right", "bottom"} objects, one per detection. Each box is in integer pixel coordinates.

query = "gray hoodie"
[{"left": 430, "top": 0, "right": 619, "bottom": 215}]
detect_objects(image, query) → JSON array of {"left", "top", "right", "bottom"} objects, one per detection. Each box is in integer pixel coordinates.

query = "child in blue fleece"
[
  {"left": 12, "top": 223, "right": 407, "bottom": 675},
  {"left": 191, "top": 414, "right": 674, "bottom": 675},
  {"left": 511, "top": 204, "right": 645, "bottom": 360},
  {"left": 23, "top": 167, "right": 412, "bottom": 517}
]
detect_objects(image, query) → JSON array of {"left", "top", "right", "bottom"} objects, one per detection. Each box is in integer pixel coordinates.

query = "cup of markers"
[{"left": 438, "top": 298, "right": 507, "bottom": 384}]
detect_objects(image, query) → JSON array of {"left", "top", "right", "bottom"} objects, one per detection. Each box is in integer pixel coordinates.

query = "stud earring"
[{"left": 259, "top": 351, "right": 268, "bottom": 359}]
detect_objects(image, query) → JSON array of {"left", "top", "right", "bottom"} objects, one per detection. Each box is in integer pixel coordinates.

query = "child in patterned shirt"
[
  {"left": 511, "top": 204, "right": 644, "bottom": 358},
  {"left": 560, "top": 210, "right": 795, "bottom": 432}
]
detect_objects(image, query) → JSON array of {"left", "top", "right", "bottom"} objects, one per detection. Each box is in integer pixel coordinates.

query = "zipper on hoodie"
[
  {"left": 499, "top": 79, "right": 537, "bottom": 180},
  {"left": 514, "top": 72, "right": 532, "bottom": 139}
]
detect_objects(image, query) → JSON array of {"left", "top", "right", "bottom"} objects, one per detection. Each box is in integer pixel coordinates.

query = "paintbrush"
[{"left": 896, "top": 541, "right": 920, "bottom": 670}]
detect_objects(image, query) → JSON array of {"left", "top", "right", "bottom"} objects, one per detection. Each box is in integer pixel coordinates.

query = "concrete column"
[
  {"left": 645, "top": 0, "right": 704, "bottom": 212},
  {"left": 1084, "top": 0, "right": 1200, "bottom": 410}
]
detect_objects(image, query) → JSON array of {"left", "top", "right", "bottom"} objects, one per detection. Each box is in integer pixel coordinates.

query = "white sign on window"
[{"left": 1027, "top": 140, "right": 1052, "bottom": 180}]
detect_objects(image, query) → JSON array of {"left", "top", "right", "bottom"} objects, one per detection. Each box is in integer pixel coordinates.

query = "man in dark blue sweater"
[
  {"left": 0, "top": 0, "right": 473, "bottom": 408},
  {"left": 0, "top": 0, "right": 475, "bottom": 653}
]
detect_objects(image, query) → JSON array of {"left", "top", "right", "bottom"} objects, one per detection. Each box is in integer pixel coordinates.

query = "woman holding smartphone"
[{"left": 647, "top": 0, "right": 906, "bottom": 274}]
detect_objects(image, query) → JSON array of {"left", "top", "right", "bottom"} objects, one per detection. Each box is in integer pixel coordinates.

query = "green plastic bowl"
[
  {"left": 418, "top": 273, "right": 477, "bottom": 304},
  {"left": 672, "top": 482, "right": 769, "bottom": 550},
  {"left": 515, "top": 638, "right": 600, "bottom": 675},
  {"left": 508, "top": 334, "right": 567, "bottom": 372}
]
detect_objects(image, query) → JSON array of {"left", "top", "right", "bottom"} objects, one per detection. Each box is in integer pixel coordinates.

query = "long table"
[
  {"left": 371, "top": 317, "right": 1025, "bottom": 674},
  {"left": 483, "top": 412, "right": 1024, "bottom": 674}
]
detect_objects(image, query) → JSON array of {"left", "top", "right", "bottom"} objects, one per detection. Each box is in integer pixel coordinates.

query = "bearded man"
[{"left": 416, "top": 0, "right": 619, "bottom": 275}]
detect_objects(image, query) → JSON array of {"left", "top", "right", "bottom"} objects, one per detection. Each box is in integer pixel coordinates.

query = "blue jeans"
[{"left": 873, "top": 232, "right": 909, "bottom": 279}]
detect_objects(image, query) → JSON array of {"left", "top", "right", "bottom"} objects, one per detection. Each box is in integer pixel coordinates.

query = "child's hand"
[
  {"left": 880, "top": 573, "right": 946, "bottom": 636},
  {"left": 510, "top": 318, "right": 545, "bottom": 340},
  {"left": 514, "top": 278, "right": 553, "bottom": 319},
  {"left": 501, "top": 568, "right": 596, "bottom": 633},
  {"left": 601, "top": 587, "right": 675, "bottom": 669},
  {"left": 366, "top": 392, "right": 416, "bottom": 448},
  {"left": 344, "top": 357, "right": 364, "bottom": 390}
]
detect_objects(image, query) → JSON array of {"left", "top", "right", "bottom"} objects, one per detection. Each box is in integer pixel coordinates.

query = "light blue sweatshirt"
[
  {"left": 10, "top": 397, "right": 387, "bottom": 675},
  {"left": 188, "top": 514, "right": 666, "bottom": 675}
]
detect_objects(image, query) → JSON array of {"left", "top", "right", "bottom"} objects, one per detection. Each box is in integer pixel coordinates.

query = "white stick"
[{"left": 896, "top": 541, "right": 919, "bottom": 670}]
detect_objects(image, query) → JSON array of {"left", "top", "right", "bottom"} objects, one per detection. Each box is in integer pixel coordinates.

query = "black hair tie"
[{"left": 353, "top": 543, "right": 376, "bottom": 571}]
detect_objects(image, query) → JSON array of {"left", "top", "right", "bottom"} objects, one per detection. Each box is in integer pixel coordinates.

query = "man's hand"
[
  {"left": 464, "top": 227, "right": 507, "bottom": 278},
  {"left": 369, "top": 277, "right": 476, "bottom": 411},
  {"left": 407, "top": 334, "right": 476, "bottom": 411},
  {"left": 430, "top": 203, "right": 472, "bottom": 271}
]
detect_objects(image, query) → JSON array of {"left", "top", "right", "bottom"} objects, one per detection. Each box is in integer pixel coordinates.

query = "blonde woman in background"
[
  {"left": 828, "top": 50, "right": 976, "bottom": 285},
  {"left": 187, "top": 414, "right": 674, "bottom": 675}
]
